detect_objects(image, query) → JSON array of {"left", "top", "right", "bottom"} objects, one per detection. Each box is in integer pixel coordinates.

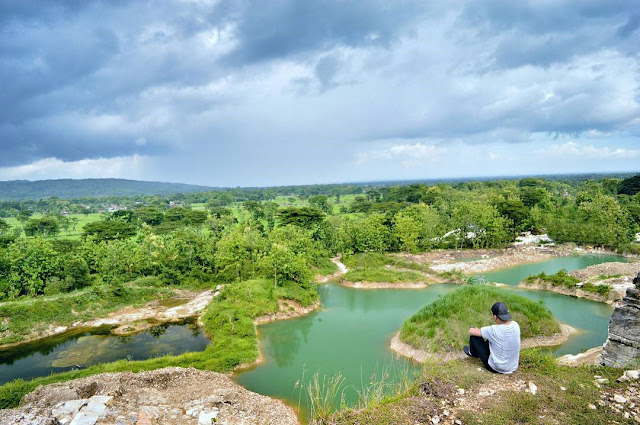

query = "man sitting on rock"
[{"left": 463, "top": 302, "right": 521, "bottom": 374}]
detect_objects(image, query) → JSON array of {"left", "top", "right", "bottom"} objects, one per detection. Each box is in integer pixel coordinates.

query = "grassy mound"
[
  {"left": 341, "top": 252, "right": 432, "bottom": 284},
  {"left": 400, "top": 285, "right": 560, "bottom": 353},
  {"left": 0, "top": 278, "right": 318, "bottom": 409}
]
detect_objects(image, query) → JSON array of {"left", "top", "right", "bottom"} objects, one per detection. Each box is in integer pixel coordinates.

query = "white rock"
[
  {"left": 199, "top": 409, "right": 219, "bottom": 425},
  {"left": 595, "top": 378, "right": 608, "bottom": 384},
  {"left": 528, "top": 381, "right": 538, "bottom": 395},
  {"left": 560, "top": 386, "right": 567, "bottom": 391},
  {"left": 186, "top": 408, "right": 200, "bottom": 417},
  {"left": 52, "top": 399, "right": 86, "bottom": 421},
  {"left": 431, "top": 415, "right": 440, "bottom": 424},
  {"left": 618, "top": 370, "right": 640, "bottom": 382},
  {"left": 455, "top": 421, "right": 462, "bottom": 425},
  {"left": 588, "top": 404, "right": 597, "bottom": 410},
  {"left": 613, "top": 394, "right": 627, "bottom": 404},
  {"left": 457, "top": 388, "right": 465, "bottom": 395}
]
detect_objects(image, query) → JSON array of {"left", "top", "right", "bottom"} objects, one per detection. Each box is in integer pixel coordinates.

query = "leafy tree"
[
  {"left": 349, "top": 196, "right": 372, "bottom": 213},
  {"left": 6, "top": 237, "right": 61, "bottom": 297},
  {"left": 24, "top": 216, "right": 60, "bottom": 237},
  {"left": 0, "top": 219, "right": 9, "bottom": 236},
  {"left": 276, "top": 207, "right": 325, "bottom": 228},
  {"left": 260, "top": 243, "right": 311, "bottom": 287},
  {"left": 308, "top": 195, "right": 332, "bottom": 214},
  {"left": 495, "top": 197, "right": 529, "bottom": 237},
  {"left": 215, "top": 226, "right": 264, "bottom": 281},
  {"left": 393, "top": 204, "right": 442, "bottom": 252},
  {"left": 340, "top": 214, "right": 391, "bottom": 253},
  {"left": 619, "top": 174, "right": 640, "bottom": 196},
  {"left": 134, "top": 206, "right": 164, "bottom": 226},
  {"left": 83, "top": 220, "right": 137, "bottom": 241},
  {"left": 16, "top": 210, "right": 33, "bottom": 226}
]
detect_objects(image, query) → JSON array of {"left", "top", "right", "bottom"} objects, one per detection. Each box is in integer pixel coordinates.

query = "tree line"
[{"left": 0, "top": 175, "right": 639, "bottom": 301}]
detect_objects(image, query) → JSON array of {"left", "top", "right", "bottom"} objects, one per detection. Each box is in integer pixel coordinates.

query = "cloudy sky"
[{"left": 1, "top": 0, "right": 639, "bottom": 186}]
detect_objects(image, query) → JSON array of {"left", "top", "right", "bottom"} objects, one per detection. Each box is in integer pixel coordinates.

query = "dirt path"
[
  {"left": 316, "top": 255, "right": 348, "bottom": 282},
  {"left": 0, "top": 367, "right": 299, "bottom": 425}
]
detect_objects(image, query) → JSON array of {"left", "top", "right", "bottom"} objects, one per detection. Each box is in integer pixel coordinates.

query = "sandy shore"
[{"left": 390, "top": 323, "right": 577, "bottom": 364}]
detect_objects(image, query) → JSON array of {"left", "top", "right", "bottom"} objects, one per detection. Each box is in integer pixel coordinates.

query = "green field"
[{"left": 4, "top": 213, "right": 103, "bottom": 240}]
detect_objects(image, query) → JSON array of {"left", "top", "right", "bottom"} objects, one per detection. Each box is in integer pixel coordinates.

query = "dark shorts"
[{"left": 469, "top": 335, "right": 498, "bottom": 373}]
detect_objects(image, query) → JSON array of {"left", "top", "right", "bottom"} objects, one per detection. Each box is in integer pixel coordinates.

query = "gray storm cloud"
[{"left": 0, "top": 0, "right": 638, "bottom": 184}]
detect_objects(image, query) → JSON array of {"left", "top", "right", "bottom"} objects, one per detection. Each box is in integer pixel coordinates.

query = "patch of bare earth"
[
  {"left": 390, "top": 324, "right": 577, "bottom": 365},
  {"left": 255, "top": 299, "right": 321, "bottom": 325},
  {"left": 0, "top": 367, "right": 299, "bottom": 425},
  {"left": 397, "top": 245, "right": 638, "bottom": 276}
]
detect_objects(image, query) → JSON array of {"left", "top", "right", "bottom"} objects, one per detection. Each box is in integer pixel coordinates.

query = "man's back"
[{"left": 481, "top": 321, "right": 521, "bottom": 374}]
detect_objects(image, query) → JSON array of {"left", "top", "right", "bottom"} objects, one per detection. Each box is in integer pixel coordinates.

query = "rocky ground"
[
  {"left": 330, "top": 366, "right": 640, "bottom": 425},
  {"left": 399, "top": 244, "right": 638, "bottom": 276},
  {"left": 0, "top": 367, "right": 299, "bottom": 425}
]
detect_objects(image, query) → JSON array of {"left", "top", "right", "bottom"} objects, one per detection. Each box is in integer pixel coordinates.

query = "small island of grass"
[
  {"left": 398, "top": 285, "right": 561, "bottom": 355},
  {"left": 339, "top": 252, "right": 438, "bottom": 288},
  {"left": 522, "top": 269, "right": 612, "bottom": 296}
]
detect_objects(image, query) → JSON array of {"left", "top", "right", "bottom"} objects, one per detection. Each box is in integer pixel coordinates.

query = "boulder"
[{"left": 601, "top": 271, "right": 640, "bottom": 367}]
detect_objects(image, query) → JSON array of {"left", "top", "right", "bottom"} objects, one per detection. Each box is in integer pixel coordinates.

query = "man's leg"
[{"left": 469, "top": 335, "right": 497, "bottom": 373}]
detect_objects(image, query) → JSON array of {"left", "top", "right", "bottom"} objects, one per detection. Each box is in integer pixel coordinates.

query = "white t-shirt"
[{"left": 481, "top": 321, "right": 521, "bottom": 374}]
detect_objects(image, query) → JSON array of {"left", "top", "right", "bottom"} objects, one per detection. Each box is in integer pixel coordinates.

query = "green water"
[
  {"left": 0, "top": 319, "right": 209, "bottom": 384},
  {"left": 478, "top": 254, "right": 626, "bottom": 286},
  {"left": 234, "top": 254, "right": 626, "bottom": 416}
]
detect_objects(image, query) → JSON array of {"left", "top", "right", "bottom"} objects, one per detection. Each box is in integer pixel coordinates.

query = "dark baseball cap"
[{"left": 491, "top": 302, "right": 512, "bottom": 321}]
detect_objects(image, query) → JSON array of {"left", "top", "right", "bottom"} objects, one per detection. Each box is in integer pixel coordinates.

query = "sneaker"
[{"left": 463, "top": 345, "right": 472, "bottom": 357}]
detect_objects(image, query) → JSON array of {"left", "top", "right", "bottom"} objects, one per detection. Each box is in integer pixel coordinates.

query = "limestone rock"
[
  {"left": 0, "top": 367, "right": 298, "bottom": 425},
  {"left": 602, "top": 270, "right": 640, "bottom": 367}
]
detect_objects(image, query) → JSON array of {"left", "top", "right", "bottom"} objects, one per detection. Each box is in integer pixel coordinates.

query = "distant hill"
[{"left": 0, "top": 179, "right": 213, "bottom": 200}]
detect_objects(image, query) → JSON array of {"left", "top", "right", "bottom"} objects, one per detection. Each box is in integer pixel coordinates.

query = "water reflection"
[{"left": 0, "top": 318, "right": 209, "bottom": 384}]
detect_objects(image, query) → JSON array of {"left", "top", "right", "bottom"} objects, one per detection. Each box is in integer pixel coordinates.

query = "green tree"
[
  {"left": 308, "top": 195, "right": 332, "bottom": 214},
  {"left": 83, "top": 220, "right": 137, "bottom": 241},
  {"left": 0, "top": 219, "right": 9, "bottom": 236},
  {"left": 619, "top": 174, "right": 640, "bottom": 196},
  {"left": 6, "top": 237, "right": 61, "bottom": 297},
  {"left": 23, "top": 216, "right": 60, "bottom": 237},
  {"left": 215, "top": 226, "right": 264, "bottom": 281},
  {"left": 393, "top": 204, "right": 442, "bottom": 252},
  {"left": 276, "top": 207, "right": 325, "bottom": 229}
]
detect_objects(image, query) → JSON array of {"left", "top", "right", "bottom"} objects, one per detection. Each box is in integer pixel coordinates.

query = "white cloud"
[
  {"left": 356, "top": 142, "right": 445, "bottom": 166},
  {"left": 538, "top": 141, "right": 640, "bottom": 159},
  {"left": 0, "top": 155, "right": 150, "bottom": 181}
]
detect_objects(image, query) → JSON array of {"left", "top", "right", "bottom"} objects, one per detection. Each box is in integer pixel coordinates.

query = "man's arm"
[{"left": 468, "top": 327, "right": 482, "bottom": 337}]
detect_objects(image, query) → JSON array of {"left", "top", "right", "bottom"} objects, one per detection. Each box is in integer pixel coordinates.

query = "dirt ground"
[{"left": 0, "top": 367, "right": 299, "bottom": 425}]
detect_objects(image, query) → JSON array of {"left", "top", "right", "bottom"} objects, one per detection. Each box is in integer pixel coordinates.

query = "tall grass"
[
  {"left": 301, "top": 360, "right": 417, "bottom": 424},
  {"left": 306, "top": 372, "right": 347, "bottom": 424},
  {"left": 355, "top": 361, "right": 414, "bottom": 409}
]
